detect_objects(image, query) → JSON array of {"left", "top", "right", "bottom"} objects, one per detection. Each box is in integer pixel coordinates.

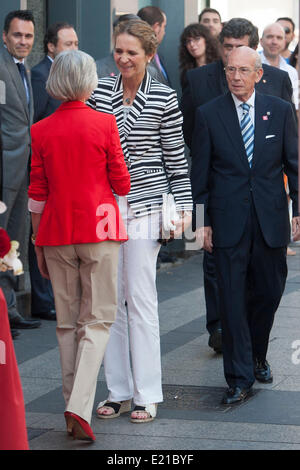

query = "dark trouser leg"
[
  {"left": 0, "top": 179, "right": 29, "bottom": 321},
  {"left": 246, "top": 218, "right": 287, "bottom": 362},
  {"left": 214, "top": 235, "right": 255, "bottom": 390},
  {"left": 203, "top": 250, "right": 221, "bottom": 334},
  {"left": 28, "top": 228, "right": 55, "bottom": 315},
  {"left": 214, "top": 202, "right": 287, "bottom": 389}
]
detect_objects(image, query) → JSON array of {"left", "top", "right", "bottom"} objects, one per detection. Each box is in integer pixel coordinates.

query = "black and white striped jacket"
[{"left": 87, "top": 72, "right": 193, "bottom": 217}]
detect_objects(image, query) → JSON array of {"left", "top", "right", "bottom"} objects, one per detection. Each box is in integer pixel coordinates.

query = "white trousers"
[{"left": 104, "top": 198, "right": 163, "bottom": 405}]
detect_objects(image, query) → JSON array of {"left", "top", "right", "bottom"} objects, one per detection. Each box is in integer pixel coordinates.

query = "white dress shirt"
[
  {"left": 260, "top": 51, "right": 298, "bottom": 110},
  {"left": 231, "top": 90, "right": 256, "bottom": 130}
]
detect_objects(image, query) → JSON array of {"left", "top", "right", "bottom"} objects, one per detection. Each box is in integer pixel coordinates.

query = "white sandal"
[
  {"left": 96, "top": 399, "right": 131, "bottom": 419},
  {"left": 130, "top": 403, "right": 157, "bottom": 423}
]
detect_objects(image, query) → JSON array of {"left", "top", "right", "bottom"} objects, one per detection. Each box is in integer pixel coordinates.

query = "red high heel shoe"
[{"left": 64, "top": 411, "right": 95, "bottom": 442}]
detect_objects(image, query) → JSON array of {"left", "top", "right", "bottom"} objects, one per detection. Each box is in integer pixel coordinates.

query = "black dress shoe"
[
  {"left": 208, "top": 328, "right": 222, "bottom": 353},
  {"left": 254, "top": 359, "right": 273, "bottom": 383},
  {"left": 32, "top": 309, "right": 56, "bottom": 321},
  {"left": 10, "top": 317, "right": 41, "bottom": 329},
  {"left": 11, "top": 329, "right": 20, "bottom": 339},
  {"left": 222, "top": 386, "right": 251, "bottom": 405}
]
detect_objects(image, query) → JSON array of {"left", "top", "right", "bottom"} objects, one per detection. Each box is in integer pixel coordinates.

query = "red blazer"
[{"left": 28, "top": 101, "right": 131, "bottom": 246}]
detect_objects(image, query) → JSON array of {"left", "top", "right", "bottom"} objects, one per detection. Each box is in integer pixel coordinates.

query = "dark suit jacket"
[
  {"left": 31, "top": 56, "right": 61, "bottom": 122},
  {"left": 151, "top": 53, "right": 171, "bottom": 87},
  {"left": 181, "top": 59, "right": 295, "bottom": 148},
  {"left": 191, "top": 92, "right": 298, "bottom": 249}
]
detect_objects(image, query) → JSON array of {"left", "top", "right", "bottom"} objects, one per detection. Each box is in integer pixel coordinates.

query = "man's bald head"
[
  {"left": 260, "top": 23, "right": 286, "bottom": 60},
  {"left": 228, "top": 45, "right": 262, "bottom": 68},
  {"left": 225, "top": 46, "right": 263, "bottom": 102}
]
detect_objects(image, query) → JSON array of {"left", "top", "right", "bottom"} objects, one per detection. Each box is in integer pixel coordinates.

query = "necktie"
[
  {"left": 240, "top": 103, "right": 254, "bottom": 168},
  {"left": 154, "top": 54, "right": 168, "bottom": 81},
  {"left": 17, "top": 62, "right": 30, "bottom": 106}
]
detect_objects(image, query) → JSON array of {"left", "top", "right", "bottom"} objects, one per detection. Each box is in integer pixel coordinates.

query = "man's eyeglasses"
[
  {"left": 284, "top": 26, "right": 291, "bottom": 34},
  {"left": 224, "top": 66, "right": 257, "bottom": 76}
]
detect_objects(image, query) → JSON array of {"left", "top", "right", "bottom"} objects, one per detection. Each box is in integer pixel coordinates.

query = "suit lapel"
[
  {"left": 218, "top": 93, "right": 250, "bottom": 170},
  {"left": 252, "top": 92, "right": 272, "bottom": 168},
  {"left": 123, "top": 73, "right": 149, "bottom": 138},
  {"left": 3, "top": 48, "right": 29, "bottom": 119},
  {"left": 111, "top": 72, "right": 150, "bottom": 140}
]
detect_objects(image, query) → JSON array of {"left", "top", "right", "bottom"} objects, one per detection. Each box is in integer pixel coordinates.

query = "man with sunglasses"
[
  {"left": 277, "top": 17, "right": 295, "bottom": 64},
  {"left": 260, "top": 23, "right": 298, "bottom": 111}
]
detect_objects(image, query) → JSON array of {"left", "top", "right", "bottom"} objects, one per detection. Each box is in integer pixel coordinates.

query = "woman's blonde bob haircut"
[
  {"left": 114, "top": 19, "right": 158, "bottom": 57},
  {"left": 46, "top": 50, "right": 98, "bottom": 102}
]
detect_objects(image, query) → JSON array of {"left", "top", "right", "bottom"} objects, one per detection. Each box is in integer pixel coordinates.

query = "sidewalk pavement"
[{"left": 14, "top": 243, "right": 300, "bottom": 450}]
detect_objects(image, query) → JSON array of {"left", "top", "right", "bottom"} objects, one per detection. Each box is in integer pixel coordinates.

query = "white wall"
[
  {"left": 113, "top": 0, "right": 138, "bottom": 16},
  {"left": 210, "top": 0, "right": 299, "bottom": 41}
]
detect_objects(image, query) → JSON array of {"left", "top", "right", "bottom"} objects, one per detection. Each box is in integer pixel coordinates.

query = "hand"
[
  {"left": 292, "top": 216, "right": 300, "bottom": 242},
  {"left": 171, "top": 212, "right": 192, "bottom": 239},
  {"left": 35, "top": 246, "right": 50, "bottom": 280},
  {"left": 196, "top": 226, "right": 213, "bottom": 252}
]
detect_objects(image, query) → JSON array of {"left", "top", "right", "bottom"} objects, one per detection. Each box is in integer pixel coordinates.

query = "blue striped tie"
[{"left": 240, "top": 103, "right": 254, "bottom": 168}]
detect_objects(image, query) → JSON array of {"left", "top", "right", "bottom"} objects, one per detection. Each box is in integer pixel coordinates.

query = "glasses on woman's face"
[{"left": 185, "top": 36, "right": 203, "bottom": 47}]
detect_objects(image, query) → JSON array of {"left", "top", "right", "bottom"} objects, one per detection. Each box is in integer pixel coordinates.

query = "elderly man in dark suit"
[
  {"left": 28, "top": 22, "right": 78, "bottom": 322},
  {"left": 191, "top": 46, "right": 300, "bottom": 404},
  {"left": 181, "top": 17, "right": 295, "bottom": 354},
  {"left": 0, "top": 10, "right": 41, "bottom": 332}
]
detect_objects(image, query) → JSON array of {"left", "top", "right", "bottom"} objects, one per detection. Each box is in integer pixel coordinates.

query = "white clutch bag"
[{"left": 161, "top": 193, "right": 180, "bottom": 235}]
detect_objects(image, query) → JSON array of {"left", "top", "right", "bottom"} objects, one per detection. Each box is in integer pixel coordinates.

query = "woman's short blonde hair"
[
  {"left": 46, "top": 50, "right": 98, "bottom": 101},
  {"left": 113, "top": 19, "right": 158, "bottom": 56}
]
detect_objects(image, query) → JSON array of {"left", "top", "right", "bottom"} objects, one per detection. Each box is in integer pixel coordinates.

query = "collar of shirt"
[
  {"left": 47, "top": 55, "right": 54, "bottom": 63},
  {"left": 12, "top": 56, "right": 25, "bottom": 65},
  {"left": 3, "top": 45, "right": 25, "bottom": 65},
  {"left": 260, "top": 50, "right": 287, "bottom": 71},
  {"left": 231, "top": 90, "right": 256, "bottom": 128}
]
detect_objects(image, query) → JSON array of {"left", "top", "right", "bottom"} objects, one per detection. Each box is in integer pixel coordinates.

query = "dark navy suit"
[
  {"left": 191, "top": 91, "right": 298, "bottom": 388},
  {"left": 31, "top": 56, "right": 61, "bottom": 121},
  {"left": 29, "top": 56, "right": 58, "bottom": 316},
  {"left": 181, "top": 59, "right": 295, "bottom": 336}
]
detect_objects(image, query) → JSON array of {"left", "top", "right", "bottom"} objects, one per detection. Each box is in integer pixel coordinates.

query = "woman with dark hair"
[{"left": 179, "top": 23, "right": 220, "bottom": 88}]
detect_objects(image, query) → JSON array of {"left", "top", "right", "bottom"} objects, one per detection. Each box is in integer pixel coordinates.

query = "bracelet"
[{"left": 31, "top": 234, "right": 36, "bottom": 245}]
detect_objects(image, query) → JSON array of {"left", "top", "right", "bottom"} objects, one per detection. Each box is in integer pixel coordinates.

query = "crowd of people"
[{"left": 0, "top": 5, "right": 299, "bottom": 445}]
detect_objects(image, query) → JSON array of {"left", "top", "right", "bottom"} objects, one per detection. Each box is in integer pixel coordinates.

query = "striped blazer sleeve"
[{"left": 160, "top": 89, "right": 193, "bottom": 211}]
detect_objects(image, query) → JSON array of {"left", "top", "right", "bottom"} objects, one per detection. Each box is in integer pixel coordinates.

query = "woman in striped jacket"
[{"left": 88, "top": 19, "right": 193, "bottom": 423}]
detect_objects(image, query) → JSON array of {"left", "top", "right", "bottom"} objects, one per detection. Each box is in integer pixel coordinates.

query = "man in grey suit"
[{"left": 0, "top": 10, "right": 41, "bottom": 332}]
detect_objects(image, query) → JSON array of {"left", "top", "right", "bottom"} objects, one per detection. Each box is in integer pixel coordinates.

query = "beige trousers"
[{"left": 44, "top": 241, "right": 120, "bottom": 423}]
